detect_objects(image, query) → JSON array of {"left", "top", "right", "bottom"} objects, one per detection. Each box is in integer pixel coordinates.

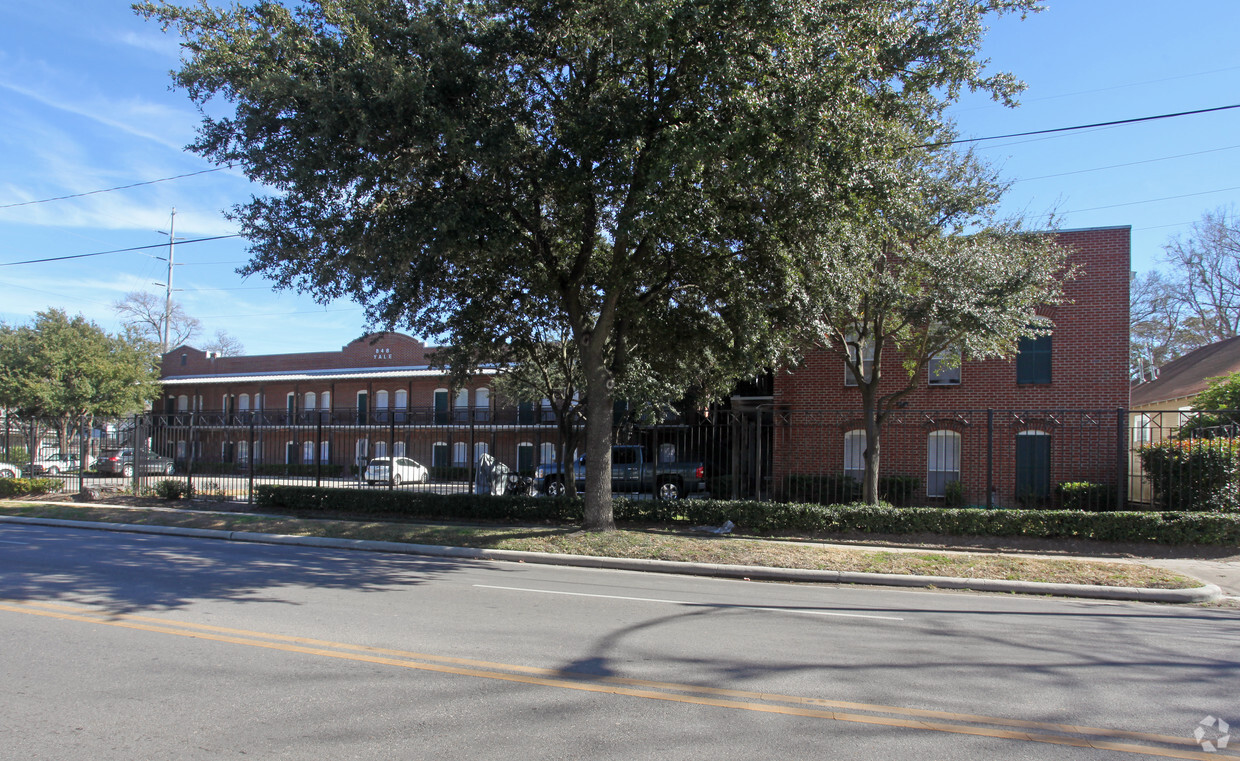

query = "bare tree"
[
  {"left": 1129, "top": 271, "right": 1208, "bottom": 380},
  {"left": 113, "top": 291, "right": 201, "bottom": 350},
  {"left": 202, "top": 329, "right": 245, "bottom": 357},
  {"left": 1163, "top": 206, "right": 1240, "bottom": 343}
]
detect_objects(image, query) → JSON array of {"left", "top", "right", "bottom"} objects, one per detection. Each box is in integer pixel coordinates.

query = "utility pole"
[{"left": 155, "top": 209, "right": 182, "bottom": 355}]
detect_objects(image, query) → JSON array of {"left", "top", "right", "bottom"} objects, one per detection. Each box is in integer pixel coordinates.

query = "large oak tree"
[{"left": 140, "top": 0, "right": 1041, "bottom": 528}]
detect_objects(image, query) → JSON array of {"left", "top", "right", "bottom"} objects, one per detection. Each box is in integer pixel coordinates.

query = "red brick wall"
[{"left": 771, "top": 226, "right": 1131, "bottom": 505}]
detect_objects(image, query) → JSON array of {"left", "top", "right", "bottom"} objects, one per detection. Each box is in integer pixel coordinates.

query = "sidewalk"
[{"left": 0, "top": 501, "right": 1228, "bottom": 605}]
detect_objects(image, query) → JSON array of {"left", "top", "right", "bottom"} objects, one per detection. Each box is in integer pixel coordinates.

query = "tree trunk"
[
  {"left": 581, "top": 362, "right": 615, "bottom": 531},
  {"left": 861, "top": 389, "right": 882, "bottom": 505}
]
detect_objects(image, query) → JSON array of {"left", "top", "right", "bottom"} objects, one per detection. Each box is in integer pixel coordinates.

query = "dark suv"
[{"left": 96, "top": 448, "right": 176, "bottom": 478}]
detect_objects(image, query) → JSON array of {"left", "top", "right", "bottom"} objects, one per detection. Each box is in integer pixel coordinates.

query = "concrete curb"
[{"left": 0, "top": 514, "right": 1222, "bottom": 604}]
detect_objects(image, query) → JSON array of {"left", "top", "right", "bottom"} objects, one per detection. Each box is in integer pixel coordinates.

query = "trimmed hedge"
[
  {"left": 0, "top": 477, "right": 64, "bottom": 497},
  {"left": 253, "top": 486, "right": 1240, "bottom": 546}
]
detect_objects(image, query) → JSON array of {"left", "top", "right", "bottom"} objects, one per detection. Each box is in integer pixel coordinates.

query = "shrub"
[
  {"left": 1056, "top": 481, "right": 1117, "bottom": 511},
  {"left": 943, "top": 480, "right": 966, "bottom": 508},
  {"left": 0, "top": 477, "right": 62, "bottom": 497},
  {"left": 154, "top": 478, "right": 194, "bottom": 500},
  {"left": 253, "top": 486, "right": 1240, "bottom": 546},
  {"left": 1138, "top": 438, "right": 1240, "bottom": 511}
]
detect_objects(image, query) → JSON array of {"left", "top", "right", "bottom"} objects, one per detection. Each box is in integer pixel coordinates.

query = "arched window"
[
  {"left": 927, "top": 430, "right": 961, "bottom": 498},
  {"left": 375, "top": 390, "right": 388, "bottom": 409},
  {"left": 177, "top": 395, "right": 189, "bottom": 412},
  {"left": 452, "top": 441, "right": 468, "bottom": 466},
  {"left": 455, "top": 389, "right": 469, "bottom": 422},
  {"left": 305, "top": 392, "right": 317, "bottom": 411},
  {"left": 540, "top": 442, "right": 556, "bottom": 464},
  {"left": 474, "top": 442, "right": 488, "bottom": 462},
  {"left": 319, "top": 440, "right": 329, "bottom": 463},
  {"left": 320, "top": 392, "right": 330, "bottom": 414},
  {"left": 238, "top": 394, "right": 250, "bottom": 411},
  {"left": 237, "top": 440, "right": 249, "bottom": 464},
  {"left": 475, "top": 388, "right": 490, "bottom": 422},
  {"left": 374, "top": 440, "right": 387, "bottom": 458},
  {"left": 303, "top": 440, "right": 315, "bottom": 463},
  {"left": 432, "top": 441, "right": 449, "bottom": 468},
  {"left": 394, "top": 441, "right": 407, "bottom": 457},
  {"left": 843, "top": 430, "right": 866, "bottom": 482}
]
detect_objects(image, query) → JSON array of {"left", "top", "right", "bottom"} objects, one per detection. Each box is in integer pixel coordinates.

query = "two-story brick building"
[
  {"left": 154, "top": 226, "right": 1129, "bottom": 503},
  {"left": 770, "top": 225, "right": 1131, "bottom": 506},
  {"left": 156, "top": 333, "right": 564, "bottom": 476}
]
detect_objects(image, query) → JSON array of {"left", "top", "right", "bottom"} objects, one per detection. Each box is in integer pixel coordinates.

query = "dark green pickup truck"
[{"left": 534, "top": 445, "right": 705, "bottom": 500}]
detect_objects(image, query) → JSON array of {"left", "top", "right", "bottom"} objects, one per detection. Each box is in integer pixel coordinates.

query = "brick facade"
[
  {"left": 770, "top": 226, "right": 1132, "bottom": 506},
  {"left": 157, "top": 333, "right": 542, "bottom": 472}
]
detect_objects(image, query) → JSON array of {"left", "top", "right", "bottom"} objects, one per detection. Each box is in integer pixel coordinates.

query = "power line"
[
  {"left": 929, "top": 103, "right": 1240, "bottom": 148},
  {"left": 1012, "top": 144, "right": 1240, "bottom": 184},
  {"left": 954, "top": 65, "right": 1240, "bottom": 113},
  {"left": 1066, "top": 185, "right": 1240, "bottom": 214},
  {"left": 0, "top": 166, "right": 236, "bottom": 209},
  {"left": 0, "top": 234, "right": 242, "bottom": 267},
  {"left": 0, "top": 104, "right": 1235, "bottom": 210}
]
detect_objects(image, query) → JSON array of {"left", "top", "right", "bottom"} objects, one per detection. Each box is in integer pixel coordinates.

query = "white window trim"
[
  {"left": 928, "top": 348, "right": 962, "bottom": 386},
  {"left": 926, "top": 430, "right": 961, "bottom": 498},
  {"left": 843, "top": 429, "right": 866, "bottom": 480}
]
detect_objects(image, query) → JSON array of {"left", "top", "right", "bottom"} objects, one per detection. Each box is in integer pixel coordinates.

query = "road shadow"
[{"left": 0, "top": 522, "right": 506, "bottom": 615}]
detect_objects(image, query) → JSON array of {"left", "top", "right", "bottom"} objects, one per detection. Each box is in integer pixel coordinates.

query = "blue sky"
[{"left": 1, "top": 1, "right": 1237, "bottom": 356}]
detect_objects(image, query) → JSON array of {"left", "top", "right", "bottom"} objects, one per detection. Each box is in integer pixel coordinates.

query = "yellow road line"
[{"left": 2, "top": 599, "right": 1232, "bottom": 760}]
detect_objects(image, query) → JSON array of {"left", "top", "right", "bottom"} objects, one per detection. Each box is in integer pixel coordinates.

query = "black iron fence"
[{"left": 5, "top": 407, "right": 1239, "bottom": 511}]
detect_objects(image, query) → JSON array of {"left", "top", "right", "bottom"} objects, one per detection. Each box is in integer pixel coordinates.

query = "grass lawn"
[{"left": 0, "top": 501, "right": 1199, "bottom": 590}]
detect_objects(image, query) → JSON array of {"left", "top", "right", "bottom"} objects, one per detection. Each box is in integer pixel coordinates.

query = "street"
[{"left": 2, "top": 523, "right": 1238, "bottom": 760}]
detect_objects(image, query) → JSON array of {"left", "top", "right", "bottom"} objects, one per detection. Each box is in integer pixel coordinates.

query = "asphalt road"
[{"left": 2, "top": 523, "right": 1238, "bottom": 760}]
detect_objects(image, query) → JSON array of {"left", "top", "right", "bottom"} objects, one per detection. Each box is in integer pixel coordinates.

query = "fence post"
[
  {"left": 389, "top": 409, "right": 397, "bottom": 491},
  {"left": 132, "top": 414, "right": 143, "bottom": 493},
  {"left": 986, "top": 409, "right": 994, "bottom": 509},
  {"left": 1116, "top": 407, "right": 1128, "bottom": 509},
  {"left": 248, "top": 413, "right": 257, "bottom": 504},
  {"left": 315, "top": 412, "right": 323, "bottom": 489}
]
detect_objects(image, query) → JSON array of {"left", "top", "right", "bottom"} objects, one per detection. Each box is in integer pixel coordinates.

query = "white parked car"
[
  {"left": 25, "top": 452, "right": 88, "bottom": 476},
  {"left": 364, "top": 456, "right": 430, "bottom": 486},
  {"left": 0, "top": 461, "right": 20, "bottom": 479}
]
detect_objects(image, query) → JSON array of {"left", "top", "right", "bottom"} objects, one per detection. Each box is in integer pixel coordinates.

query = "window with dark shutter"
[{"left": 1016, "top": 334, "right": 1052, "bottom": 384}]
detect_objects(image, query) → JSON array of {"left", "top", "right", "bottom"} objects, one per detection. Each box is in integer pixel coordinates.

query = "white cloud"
[{"left": 115, "top": 30, "right": 182, "bottom": 59}]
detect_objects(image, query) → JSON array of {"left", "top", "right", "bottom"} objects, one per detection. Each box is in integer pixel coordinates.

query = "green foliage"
[
  {"left": 943, "top": 479, "right": 966, "bottom": 508},
  {"left": 255, "top": 486, "right": 1240, "bottom": 546},
  {"left": 0, "top": 477, "right": 63, "bottom": 497},
  {"left": 0, "top": 309, "right": 158, "bottom": 421},
  {"left": 1179, "top": 372, "right": 1240, "bottom": 437},
  {"left": 154, "top": 478, "right": 194, "bottom": 500},
  {"left": 139, "top": 0, "right": 1043, "bottom": 531},
  {"left": 1055, "top": 481, "right": 1117, "bottom": 512},
  {"left": 1138, "top": 439, "right": 1240, "bottom": 511}
]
